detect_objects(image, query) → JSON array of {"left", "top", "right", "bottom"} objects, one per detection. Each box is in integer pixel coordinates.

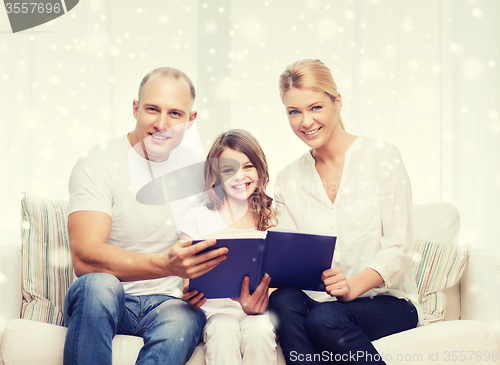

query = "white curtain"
[{"left": 1, "top": 0, "right": 498, "bottom": 250}]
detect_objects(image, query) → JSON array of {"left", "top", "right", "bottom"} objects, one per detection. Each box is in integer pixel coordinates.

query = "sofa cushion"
[
  {"left": 372, "top": 320, "right": 500, "bottom": 365},
  {"left": 2, "top": 318, "right": 497, "bottom": 365},
  {"left": 0, "top": 319, "right": 272, "bottom": 365},
  {"left": 442, "top": 284, "right": 460, "bottom": 321},
  {"left": 412, "top": 203, "right": 460, "bottom": 244},
  {"left": 20, "top": 193, "right": 75, "bottom": 326},
  {"left": 410, "top": 203, "right": 468, "bottom": 322},
  {"left": 410, "top": 239, "right": 468, "bottom": 322}
]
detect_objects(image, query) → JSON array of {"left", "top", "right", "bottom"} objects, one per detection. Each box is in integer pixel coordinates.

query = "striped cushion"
[
  {"left": 411, "top": 239, "right": 468, "bottom": 323},
  {"left": 20, "top": 192, "right": 75, "bottom": 325}
]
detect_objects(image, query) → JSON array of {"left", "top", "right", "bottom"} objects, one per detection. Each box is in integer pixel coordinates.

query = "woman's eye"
[
  {"left": 222, "top": 169, "right": 233, "bottom": 174},
  {"left": 244, "top": 164, "right": 254, "bottom": 170},
  {"left": 289, "top": 110, "right": 299, "bottom": 115},
  {"left": 312, "top": 106, "right": 322, "bottom": 111}
]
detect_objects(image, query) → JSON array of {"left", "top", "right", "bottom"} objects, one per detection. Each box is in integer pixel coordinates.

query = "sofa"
[{"left": 0, "top": 193, "right": 499, "bottom": 365}]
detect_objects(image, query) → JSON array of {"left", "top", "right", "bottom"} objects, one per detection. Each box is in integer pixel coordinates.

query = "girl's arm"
[{"left": 237, "top": 274, "right": 271, "bottom": 315}]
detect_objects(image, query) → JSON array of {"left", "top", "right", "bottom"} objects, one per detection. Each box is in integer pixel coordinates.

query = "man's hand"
[
  {"left": 182, "top": 282, "right": 206, "bottom": 309},
  {"left": 162, "top": 239, "right": 228, "bottom": 279},
  {"left": 238, "top": 274, "right": 271, "bottom": 315},
  {"left": 322, "top": 268, "right": 353, "bottom": 301}
]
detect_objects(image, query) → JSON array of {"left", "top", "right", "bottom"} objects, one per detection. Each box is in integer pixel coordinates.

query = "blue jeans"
[
  {"left": 63, "top": 273, "right": 206, "bottom": 365},
  {"left": 269, "top": 287, "right": 418, "bottom": 365}
]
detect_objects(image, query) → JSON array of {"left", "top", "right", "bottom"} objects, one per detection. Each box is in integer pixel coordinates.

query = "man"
[{"left": 63, "top": 67, "right": 227, "bottom": 365}]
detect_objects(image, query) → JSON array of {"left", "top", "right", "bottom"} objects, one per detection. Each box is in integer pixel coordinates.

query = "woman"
[{"left": 269, "top": 59, "right": 423, "bottom": 365}]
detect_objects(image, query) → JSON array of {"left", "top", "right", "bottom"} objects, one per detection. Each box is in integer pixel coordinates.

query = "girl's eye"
[
  {"left": 244, "top": 164, "right": 254, "bottom": 170},
  {"left": 221, "top": 168, "right": 234, "bottom": 174},
  {"left": 288, "top": 110, "right": 299, "bottom": 115}
]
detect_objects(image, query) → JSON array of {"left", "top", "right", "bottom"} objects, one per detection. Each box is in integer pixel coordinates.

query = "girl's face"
[
  {"left": 282, "top": 87, "right": 342, "bottom": 149},
  {"left": 218, "top": 148, "right": 259, "bottom": 202}
]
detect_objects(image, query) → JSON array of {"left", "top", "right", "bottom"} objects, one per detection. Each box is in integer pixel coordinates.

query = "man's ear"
[
  {"left": 133, "top": 99, "right": 139, "bottom": 118},
  {"left": 186, "top": 110, "right": 197, "bottom": 130}
]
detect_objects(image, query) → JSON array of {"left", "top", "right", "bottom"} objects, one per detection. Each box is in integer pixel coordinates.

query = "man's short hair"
[{"left": 138, "top": 67, "right": 196, "bottom": 106}]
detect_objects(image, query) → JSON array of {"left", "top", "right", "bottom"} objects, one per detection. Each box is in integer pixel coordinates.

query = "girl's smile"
[{"left": 219, "top": 148, "right": 259, "bottom": 201}]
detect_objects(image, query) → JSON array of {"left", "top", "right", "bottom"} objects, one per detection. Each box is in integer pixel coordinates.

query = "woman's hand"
[
  {"left": 182, "top": 282, "right": 207, "bottom": 309},
  {"left": 322, "top": 267, "right": 385, "bottom": 302},
  {"left": 322, "top": 268, "right": 354, "bottom": 302},
  {"left": 239, "top": 274, "right": 271, "bottom": 315}
]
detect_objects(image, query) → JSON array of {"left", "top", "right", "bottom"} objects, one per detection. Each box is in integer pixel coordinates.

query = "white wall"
[{"left": 1, "top": 0, "right": 499, "bottom": 250}]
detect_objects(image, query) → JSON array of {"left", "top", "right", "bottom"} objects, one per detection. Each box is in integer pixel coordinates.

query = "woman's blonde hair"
[
  {"left": 278, "top": 59, "right": 345, "bottom": 130},
  {"left": 204, "top": 129, "right": 276, "bottom": 231}
]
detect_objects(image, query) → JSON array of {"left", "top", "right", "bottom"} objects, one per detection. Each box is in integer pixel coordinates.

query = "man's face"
[{"left": 129, "top": 76, "right": 197, "bottom": 162}]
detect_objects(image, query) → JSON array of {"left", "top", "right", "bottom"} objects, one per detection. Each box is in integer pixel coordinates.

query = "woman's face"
[
  {"left": 218, "top": 148, "right": 259, "bottom": 201},
  {"left": 282, "top": 87, "right": 342, "bottom": 149}
]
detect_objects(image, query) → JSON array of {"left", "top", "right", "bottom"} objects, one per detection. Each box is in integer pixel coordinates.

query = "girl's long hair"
[{"left": 204, "top": 129, "right": 276, "bottom": 231}]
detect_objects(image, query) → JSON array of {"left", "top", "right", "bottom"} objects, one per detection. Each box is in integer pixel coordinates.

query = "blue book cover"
[{"left": 189, "top": 231, "right": 336, "bottom": 299}]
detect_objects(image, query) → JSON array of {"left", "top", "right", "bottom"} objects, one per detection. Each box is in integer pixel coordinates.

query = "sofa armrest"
[
  {"left": 0, "top": 247, "right": 22, "bottom": 341},
  {"left": 461, "top": 248, "right": 500, "bottom": 326}
]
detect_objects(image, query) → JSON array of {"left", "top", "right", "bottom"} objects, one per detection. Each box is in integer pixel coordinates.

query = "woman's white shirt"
[{"left": 274, "top": 135, "right": 424, "bottom": 324}]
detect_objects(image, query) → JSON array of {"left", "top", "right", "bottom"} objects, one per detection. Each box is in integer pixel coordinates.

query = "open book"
[{"left": 189, "top": 230, "right": 336, "bottom": 299}]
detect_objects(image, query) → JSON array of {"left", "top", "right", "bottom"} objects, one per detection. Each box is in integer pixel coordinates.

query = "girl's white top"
[{"left": 179, "top": 206, "right": 264, "bottom": 319}]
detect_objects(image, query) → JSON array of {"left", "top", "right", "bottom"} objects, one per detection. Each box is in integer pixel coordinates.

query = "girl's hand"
[
  {"left": 322, "top": 268, "right": 354, "bottom": 302},
  {"left": 182, "top": 283, "right": 207, "bottom": 309},
  {"left": 239, "top": 274, "right": 271, "bottom": 315}
]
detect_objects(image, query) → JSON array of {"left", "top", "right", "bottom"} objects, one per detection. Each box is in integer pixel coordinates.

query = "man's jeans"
[
  {"left": 269, "top": 287, "right": 418, "bottom": 365},
  {"left": 63, "top": 273, "right": 206, "bottom": 365}
]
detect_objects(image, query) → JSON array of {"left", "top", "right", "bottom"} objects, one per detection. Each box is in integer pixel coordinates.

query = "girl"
[
  {"left": 180, "top": 129, "right": 277, "bottom": 365},
  {"left": 269, "top": 59, "right": 424, "bottom": 365}
]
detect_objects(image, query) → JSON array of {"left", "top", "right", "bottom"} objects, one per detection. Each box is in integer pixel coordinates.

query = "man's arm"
[{"left": 69, "top": 210, "right": 227, "bottom": 281}]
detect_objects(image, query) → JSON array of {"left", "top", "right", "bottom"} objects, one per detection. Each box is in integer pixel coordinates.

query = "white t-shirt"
[
  {"left": 274, "top": 135, "right": 424, "bottom": 324},
  {"left": 69, "top": 135, "right": 203, "bottom": 297},
  {"left": 179, "top": 206, "right": 264, "bottom": 319},
  {"left": 127, "top": 143, "right": 206, "bottom": 234}
]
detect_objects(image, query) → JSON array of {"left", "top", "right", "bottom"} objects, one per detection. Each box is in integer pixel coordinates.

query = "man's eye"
[{"left": 148, "top": 108, "right": 157, "bottom": 112}]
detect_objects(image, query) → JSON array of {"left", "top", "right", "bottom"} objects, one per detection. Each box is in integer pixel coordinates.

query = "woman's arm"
[
  {"left": 322, "top": 267, "right": 383, "bottom": 302},
  {"left": 368, "top": 145, "right": 413, "bottom": 288},
  {"left": 322, "top": 145, "right": 412, "bottom": 301}
]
